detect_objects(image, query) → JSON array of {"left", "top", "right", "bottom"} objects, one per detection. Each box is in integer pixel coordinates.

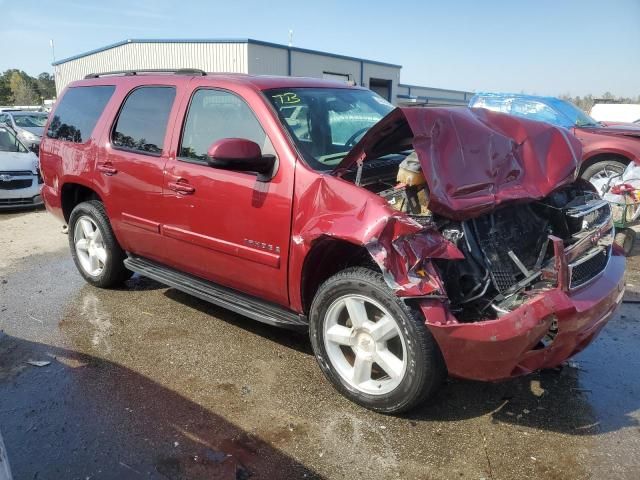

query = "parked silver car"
[
  {"left": 0, "top": 123, "right": 43, "bottom": 209},
  {"left": 0, "top": 111, "right": 48, "bottom": 154}
]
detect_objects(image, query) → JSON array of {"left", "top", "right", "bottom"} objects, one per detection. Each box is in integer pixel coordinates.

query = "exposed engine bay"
[{"left": 356, "top": 153, "right": 614, "bottom": 323}]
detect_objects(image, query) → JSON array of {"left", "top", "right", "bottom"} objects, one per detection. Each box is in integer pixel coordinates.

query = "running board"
[{"left": 124, "top": 256, "right": 308, "bottom": 331}]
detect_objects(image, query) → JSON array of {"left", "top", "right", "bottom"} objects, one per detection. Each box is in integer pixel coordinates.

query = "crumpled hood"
[
  {"left": 577, "top": 123, "right": 640, "bottom": 138},
  {"left": 0, "top": 150, "right": 39, "bottom": 173},
  {"left": 334, "top": 107, "right": 582, "bottom": 220}
]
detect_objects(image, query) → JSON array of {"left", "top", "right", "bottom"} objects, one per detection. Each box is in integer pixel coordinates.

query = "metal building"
[{"left": 52, "top": 38, "right": 470, "bottom": 105}]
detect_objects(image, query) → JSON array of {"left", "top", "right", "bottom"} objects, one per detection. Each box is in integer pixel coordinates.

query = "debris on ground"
[{"left": 26, "top": 360, "right": 50, "bottom": 367}]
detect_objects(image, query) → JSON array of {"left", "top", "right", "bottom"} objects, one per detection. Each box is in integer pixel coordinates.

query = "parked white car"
[
  {"left": 0, "top": 124, "right": 43, "bottom": 209},
  {"left": 590, "top": 103, "right": 640, "bottom": 123},
  {"left": 0, "top": 111, "right": 48, "bottom": 155}
]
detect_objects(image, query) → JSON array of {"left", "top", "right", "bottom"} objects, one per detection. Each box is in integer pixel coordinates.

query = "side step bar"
[{"left": 124, "top": 256, "right": 308, "bottom": 331}]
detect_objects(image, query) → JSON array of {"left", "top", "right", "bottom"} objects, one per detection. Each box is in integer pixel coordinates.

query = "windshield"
[
  {"left": 550, "top": 99, "right": 599, "bottom": 127},
  {"left": 13, "top": 113, "right": 48, "bottom": 128},
  {"left": 266, "top": 88, "right": 394, "bottom": 170},
  {"left": 0, "top": 126, "right": 28, "bottom": 153}
]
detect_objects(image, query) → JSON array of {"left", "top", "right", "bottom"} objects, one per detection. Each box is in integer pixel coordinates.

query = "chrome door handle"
[
  {"left": 97, "top": 163, "right": 118, "bottom": 176},
  {"left": 168, "top": 180, "right": 195, "bottom": 195}
]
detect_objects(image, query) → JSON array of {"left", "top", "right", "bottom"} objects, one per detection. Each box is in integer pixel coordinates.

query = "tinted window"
[
  {"left": 266, "top": 88, "right": 393, "bottom": 169},
  {"left": 47, "top": 86, "right": 115, "bottom": 143},
  {"left": 112, "top": 87, "right": 176, "bottom": 155},
  {"left": 179, "top": 89, "right": 272, "bottom": 162}
]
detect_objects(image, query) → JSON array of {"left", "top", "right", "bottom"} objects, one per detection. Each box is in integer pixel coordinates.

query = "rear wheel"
[
  {"left": 68, "top": 200, "right": 132, "bottom": 288},
  {"left": 309, "top": 267, "right": 446, "bottom": 413}
]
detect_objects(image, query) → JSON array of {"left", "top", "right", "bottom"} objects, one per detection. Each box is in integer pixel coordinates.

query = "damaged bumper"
[{"left": 419, "top": 251, "right": 625, "bottom": 381}]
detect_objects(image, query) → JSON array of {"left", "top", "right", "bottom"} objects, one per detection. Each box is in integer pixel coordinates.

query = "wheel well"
[
  {"left": 61, "top": 183, "right": 102, "bottom": 222},
  {"left": 300, "top": 237, "right": 377, "bottom": 314},
  {"left": 580, "top": 153, "right": 630, "bottom": 174}
]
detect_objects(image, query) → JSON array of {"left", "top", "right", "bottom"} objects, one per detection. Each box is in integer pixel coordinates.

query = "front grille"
[
  {"left": 569, "top": 246, "right": 610, "bottom": 289},
  {"left": 0, "top": 198, "right": 36, "bottom": 206},
  {"left": 0, "top": 171, "right": 32, "bottom": 176},
  {"left": 0, "top": 179, "right": 32, "bottom": 190}
]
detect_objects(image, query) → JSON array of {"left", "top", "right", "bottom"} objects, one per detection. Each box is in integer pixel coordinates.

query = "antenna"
[{"left": 288, "top": 30, "right": 294, "bottom": 47}]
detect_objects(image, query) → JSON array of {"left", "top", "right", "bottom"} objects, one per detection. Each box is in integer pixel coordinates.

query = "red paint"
[
  {"left": 336, "top": 107, "right": 582, "bottom": 220},
  {"left": 40, "top": 74, "right": 625, "bottom": 382},
  {"left": 421, "top": 252, "right": 625, "bottom": 381},
  {"left": 572, "top": 124, "right": 640, "bottom": 165}
]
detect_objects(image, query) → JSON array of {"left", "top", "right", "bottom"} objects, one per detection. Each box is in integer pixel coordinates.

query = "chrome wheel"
[
  {"left": 590, "top": 165, "right": 622, "bottom": 182},
  {"left": 73, "top": 215, "right": 107, "bottom": 277},
  {"left": 323, "top": 294, "right": 407, "bottom": 395}
]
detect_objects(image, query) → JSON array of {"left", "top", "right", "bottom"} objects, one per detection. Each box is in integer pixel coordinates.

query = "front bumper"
[
  {"left": 0, "top": 174, "right": 44, "bottom": 209},
  {"left": 420, "top": 252, "right": 625, "bottom": 381}
]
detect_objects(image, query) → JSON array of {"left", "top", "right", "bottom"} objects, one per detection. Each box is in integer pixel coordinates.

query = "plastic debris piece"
[{"left": 26, "top": 360, "right": 51, "bottom": 367}]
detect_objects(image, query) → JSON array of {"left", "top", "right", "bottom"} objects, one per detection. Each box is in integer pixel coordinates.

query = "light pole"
[{"left": 49, "top": 39, "right": 57, "bottom": 99}]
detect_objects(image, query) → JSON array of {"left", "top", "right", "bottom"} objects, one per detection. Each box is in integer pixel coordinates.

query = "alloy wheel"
[
  {"left": 323, "top": 294, "right": 407, "bottom": 395},
  {"left": 73, "top": 216, "right": 108, "bottom": 277}
]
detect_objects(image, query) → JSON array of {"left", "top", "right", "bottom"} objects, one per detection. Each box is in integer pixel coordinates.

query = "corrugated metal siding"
[
  {"left": 362, "top": 63, "right": 400, "bottom": 102},
  {"left": 247, "top": 44, "right": 288, "bottom": 76},
  {"left": 290, "top": 51, "right": 361, "bottom": 82},
  {"left": 54, "top": 42, "right": 248, "bottom": 93}
]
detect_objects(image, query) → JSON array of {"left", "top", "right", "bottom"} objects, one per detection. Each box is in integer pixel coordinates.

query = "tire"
[
  {"left": 68, "top": 200, "right": 132, "bottom": 288},
  {"left": 309, "top": 267, "right": 446, "bottom": 413},
  {"left": 581, "top": 159, "right": 626, "bottom": 184}
]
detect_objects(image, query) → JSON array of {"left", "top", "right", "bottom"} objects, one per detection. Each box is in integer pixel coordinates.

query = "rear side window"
[
  {"left": 112, "top": 86, "right": 176, "bottom": 155},
  {"left": 179, "top": 89, "right": 272, "bottom": 162},
  {"left": 47, "top": 86, "right": 115, "bottom": 143}
]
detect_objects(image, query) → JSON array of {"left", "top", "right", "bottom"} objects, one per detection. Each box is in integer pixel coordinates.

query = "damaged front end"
[
  {"left": 436, "top": 183, "right": 614, "bottom": 321},
  {"left": 328, "top": 107, "right": 625, "bottom": 380}
]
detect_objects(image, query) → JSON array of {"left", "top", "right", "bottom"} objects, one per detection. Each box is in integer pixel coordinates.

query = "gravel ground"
[{"left": 0, "top": 209, "right": 639, "bottom": 480}]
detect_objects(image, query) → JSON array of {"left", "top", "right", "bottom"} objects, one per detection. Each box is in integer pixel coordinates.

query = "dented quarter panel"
[{"left": 287, "top": 166, "right": 463, "bottom": 311}]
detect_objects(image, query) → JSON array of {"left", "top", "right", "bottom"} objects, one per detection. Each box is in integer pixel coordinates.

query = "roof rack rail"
[{"left": 84, "top": 68, "right": 207, "bottom": 79}]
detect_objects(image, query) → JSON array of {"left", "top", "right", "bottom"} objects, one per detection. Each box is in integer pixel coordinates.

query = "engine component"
[
  {"left": 396, "top": 152, "right": 426, "bottom": 187},
  {"left": 471, "top": 204, "right": 549, "bottom": 293}
]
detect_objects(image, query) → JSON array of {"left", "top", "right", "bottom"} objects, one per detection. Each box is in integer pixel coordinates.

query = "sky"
[{"left": 1, "top": 0, "right": 639, "bottom": 97}]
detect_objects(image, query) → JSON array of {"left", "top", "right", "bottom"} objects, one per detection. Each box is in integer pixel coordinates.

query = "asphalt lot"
[{"left": 0, "top": 209, "right": 639, "bottom": 480}]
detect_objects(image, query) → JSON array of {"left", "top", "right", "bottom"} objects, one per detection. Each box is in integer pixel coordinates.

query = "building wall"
[
  {"left": 247, "top": 43, "right": 288, "bottom": 76},
  {"left": 54, "top": 41, "right": 248, "bottom": 93},
  {"left": 52, "top": 40, "right": 470, "bottom": 107},
  {"left": 363, "top": 63, "right": 400, "bottom": 102},
  {"left": 397, "top": 84, "right": 472, "bottom": 106},
  {"left": 246, "top": 45, "right": 401, "bottom": 102},
  {"left": 290, "top": 50, "right": 361, "bottom": 82}
]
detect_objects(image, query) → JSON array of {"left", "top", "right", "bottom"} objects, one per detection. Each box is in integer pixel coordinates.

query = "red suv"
[{"left": 40, "top": 71, "right": 625, "bottom": 413}]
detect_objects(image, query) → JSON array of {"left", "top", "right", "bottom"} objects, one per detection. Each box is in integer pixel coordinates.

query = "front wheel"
[
  {"left": 309, "top": 267, "right": 446, "bottom": 413},
  {"left": 68, "top": 200, "right": 132, "bottom": 288},
  {"left": 581, "top": 159, "right": 626, "bottom": 187}
]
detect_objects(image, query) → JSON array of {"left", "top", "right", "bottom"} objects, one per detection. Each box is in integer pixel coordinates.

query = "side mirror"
[{"left": 207, "top": 138, "right": 275, "bottom": 182}]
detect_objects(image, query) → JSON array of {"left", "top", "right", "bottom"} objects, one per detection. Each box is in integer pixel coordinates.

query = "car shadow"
[
  {"left": 0, "top": 333, "right": 320, "bottom": 480},
  {"left": 162, "top": 285, "right": 639, "bottom": 437},
  {"left": 163, "top": 288, "right": 313, "bottom": 355}
]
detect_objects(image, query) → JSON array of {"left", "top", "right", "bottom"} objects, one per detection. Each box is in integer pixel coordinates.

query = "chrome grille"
[
  {"left": 569, "top": 246, "right": 610, "bottom": 289},
  {"left": 563, "top": 195, "right": 613, "bottom": 290},
  {"left": 0, "top": 171, "right": 32, "bottom": 176}
]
